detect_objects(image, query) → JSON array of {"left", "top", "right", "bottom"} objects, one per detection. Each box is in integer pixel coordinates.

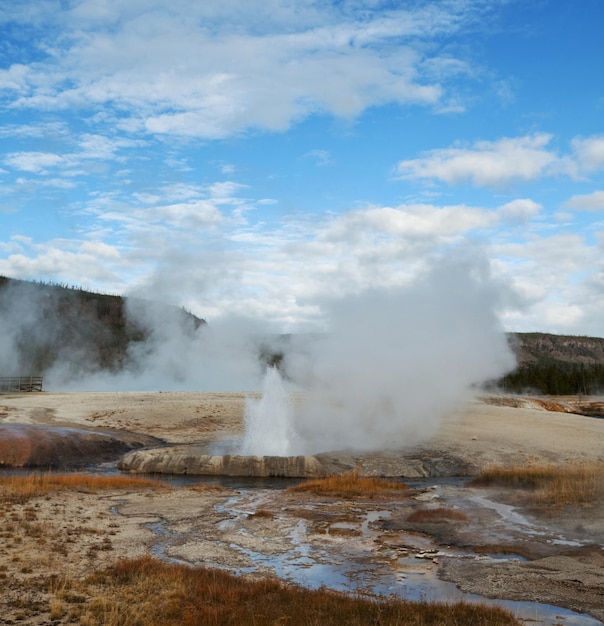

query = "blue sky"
[{"left": 0, "top": 0, "right": 603, "bottom": 336}]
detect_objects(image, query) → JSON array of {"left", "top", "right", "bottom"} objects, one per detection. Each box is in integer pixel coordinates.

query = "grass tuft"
[
  {"left": 0, "top": 473, "right": 171, "bottom": 504},
  {"left": 289, "top": 471, "right": 408, "bottom": 498},
  {"left": 471, "top": 463, "right": 604, "bottom": 506},
  {"left": 80, "top": 555, "right": 521, "bottom": 626}
]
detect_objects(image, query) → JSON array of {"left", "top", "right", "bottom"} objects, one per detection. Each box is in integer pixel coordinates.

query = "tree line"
[{"left": 496, "top": 362, "right": 604, "bottom": 395}]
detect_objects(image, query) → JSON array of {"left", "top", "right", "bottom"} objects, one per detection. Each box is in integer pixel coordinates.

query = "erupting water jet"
[{"left": 239, "top": 367, "right": 298, "bottom": 456}]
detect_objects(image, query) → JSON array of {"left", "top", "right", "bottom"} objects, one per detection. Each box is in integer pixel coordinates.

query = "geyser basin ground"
[
  {"left": 0, "top": 422, "right": 161, "bottom": 468},
  {"left": 2, "top": 391, "right": 603, "bottom": 472},
  {"left": 1, "top": 392, "right": 604, "bottom": 625}
]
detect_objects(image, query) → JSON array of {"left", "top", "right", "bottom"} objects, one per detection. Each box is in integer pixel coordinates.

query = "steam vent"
[{"left": 117, "top": 445, "right": 356, "bottom": 478}]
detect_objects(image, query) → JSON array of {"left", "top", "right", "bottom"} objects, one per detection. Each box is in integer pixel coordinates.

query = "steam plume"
[
  {"left": 0, "top": 254, "right": 515, "bottom": 456},
  {"left": 282, "top": 258, "right": 516, "bottom": 453}
]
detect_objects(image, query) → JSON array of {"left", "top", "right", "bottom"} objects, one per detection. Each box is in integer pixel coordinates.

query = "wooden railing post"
[{"left": 0, "top": 376, "right": 43, "bottom": 392}]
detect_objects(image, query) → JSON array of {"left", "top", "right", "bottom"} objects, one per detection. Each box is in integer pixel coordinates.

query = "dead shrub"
[{"left": 471, "top": 463, "right": 604, "bottom": 507}]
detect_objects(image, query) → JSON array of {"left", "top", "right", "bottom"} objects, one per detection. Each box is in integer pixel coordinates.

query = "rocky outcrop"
[
  {"left": 0, "top": 423, "right": 162, "bottom": 468},
  {"left": 511, "top": 332, "right": 604, "bottom": 366},
  {"left": 117, "top": 446, "right": 356, "bottom": 478},
  {"left": 117, "top": 444, "right": 476, "bottom": 478}
]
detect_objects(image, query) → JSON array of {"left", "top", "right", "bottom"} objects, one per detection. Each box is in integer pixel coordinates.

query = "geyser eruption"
[
  {"left": 240, "top": 257, "right": 516, "bottom": 457},
  {"left": 240, "top": 366, "right": 298, "bottom": 456}
]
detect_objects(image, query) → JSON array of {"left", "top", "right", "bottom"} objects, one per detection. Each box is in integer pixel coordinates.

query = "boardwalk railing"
[{"left": 0, "top": 377, "right": 43, "bottom": 393}]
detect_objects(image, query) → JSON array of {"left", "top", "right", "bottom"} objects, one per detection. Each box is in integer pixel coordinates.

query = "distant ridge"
[
  {"left": 510, "top": 332, "right": 604, "bottom": 366},
  {"left": 502, "top": 333, "right": 604, "bottom": 395},
  {"left": 0, "top": 275, "right": 205, "bottom": 376}
]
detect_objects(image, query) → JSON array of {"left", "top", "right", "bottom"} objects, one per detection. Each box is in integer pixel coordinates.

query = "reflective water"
[
  {"left": 7, "top": 466, "right": 600, "bottom": 625},
  {"left": 142, "top": 487, "right": 603, "bottom": 626}
]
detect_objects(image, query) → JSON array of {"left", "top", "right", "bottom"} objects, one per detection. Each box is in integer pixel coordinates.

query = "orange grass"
[
  {"left": 0, "top": 473, "right": 171, "bottom": 503},
  {"left": 81, "top": 555, "right": 520, "bottom": 626},
  {"left": 289, "top": 471, "right": 408, "bottom": 498},
  {"left": 407, "top": 507, "right": 469, "bottom": 523},
  {"left": 471, "top": 463, "right": 604, "bottom": 506}
]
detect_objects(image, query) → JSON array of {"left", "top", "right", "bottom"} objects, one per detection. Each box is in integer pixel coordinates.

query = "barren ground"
[{"left": 0, "top": 391, "right": 603, "bottom": 625}]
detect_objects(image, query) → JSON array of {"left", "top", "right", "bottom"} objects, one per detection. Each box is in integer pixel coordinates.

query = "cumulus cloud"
[
  {"left": 0, "top": 1, "right": 507, "bottom": 138},
  {"left": 395, "top": 133, "right": 604, "bottom": 188},
  {"left": 321, "top": 199, "right": 541, "bottom": 244},
  {"left": 4, "top": 152, "right": 66, "bottom": 173},
  {"left": 571, "top": 135, "right": 604, "bottom": 172},
  {"left": 395, "top": 134, "right": 558, "bottom": 187},
  {"left": 496, "top": 199, "right": 542, "bottom": 222},
  {"left": 493, "top": 232, "right": 602, "bottom": 334},
  {"left": 0, "top": 239, "right": 125, "bottom": 287},
  {"left": 565, "top": 190, "right": 604, "bottom": 211}
]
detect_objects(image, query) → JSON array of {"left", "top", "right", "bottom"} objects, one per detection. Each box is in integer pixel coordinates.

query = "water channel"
[
  {"left": 5, "top": 466, "right": 601, "bottom": 625},
  {"left": 129, "top": 474, "right": 602, "bottom": 626}
]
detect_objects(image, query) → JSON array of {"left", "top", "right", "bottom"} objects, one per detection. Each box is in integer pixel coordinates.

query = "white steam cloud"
[
  {"left": 1, "top": 254, "right": 516, "bottom": 454},
  {"left": 281, "top": 258, "right": 516, "bottom": 453}
]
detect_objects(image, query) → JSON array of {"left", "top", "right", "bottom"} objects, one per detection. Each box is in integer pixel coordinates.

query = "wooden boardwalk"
[{"left": 0, "top": 377, "right": 43, "bottom": 393}]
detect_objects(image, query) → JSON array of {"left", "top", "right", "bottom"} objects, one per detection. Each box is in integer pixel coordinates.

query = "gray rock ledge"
[{"left": 117, "top": 444, "right": 476, "bottom": 478}]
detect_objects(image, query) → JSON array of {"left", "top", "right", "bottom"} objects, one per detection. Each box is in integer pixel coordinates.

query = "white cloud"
[
  {"left": 41, "top": 178, "right": 78, "bottom": 189},
  {"left": 0, "top": 63, "right": 31, "bottom": 92},
  {"left": 496, "top": 199, "right": 542, "bottom": 222},
  {"left": 79, "top": 241, "right": 121, "bottom": 259},
  {"left": 395, "top": 134, "right": 557, "bottom": 187},
  {"left": 0, "top": 1, "right": 509, "bottom": 138},
  {"left": 492, "top": 232, "right": 601, "bottom": 332},
  {"left": 2, "top": 185, "right": 603, "bottom": 336},
  {"left": 0, "top": 121, "right": 69, "bottom": 139},
  {"left": 2, "top": 134, "right": 143, "bottom": 182},
  {"left": 322, "top": 204, "right": 493, "bottom": 240},
  {"left": 572, "top": 135, "right": 604, "bottom": 172},
  {"left": 0, "top": 242, "right": 125, "bottom": 286},
  {"left": 4, "top": 151, "right": 66, "bottom": 173},
  {"left": 565, "top": 190, "right": 604, "bottom": 211},
  {"left": 395, "top": 133, "right": 604, "bottom": 188},
  {"left": 77, "top": 133, "right": 143, "bottom": 160},
  {"left": 304, "top": 150, "right": 334, "bottom": 167},
  {"left": 145, "top": 201, "right": 224, "bottom": 229},
  {"left": 208, "top": 181, "right": 249, "bottom": 201},
  {"left": 220, "top": 163, "right": 236, "bottom": 175}
]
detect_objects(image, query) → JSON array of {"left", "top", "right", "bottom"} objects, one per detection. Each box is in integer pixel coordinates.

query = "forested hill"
[
  {"left": 502, "top": 333, "right": 604, "bottom": 395},
  {"left": 0, "top": 276, "right": 205, "bottom": 376}
]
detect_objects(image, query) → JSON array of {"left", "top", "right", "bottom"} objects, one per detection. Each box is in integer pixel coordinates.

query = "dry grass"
[
  {"left": 79, "top": 555, "right": 520, "bottom": 626},
  {"left": 289, "top": 471, "right": 408, "bottom": 498},
  {"left": 471, "top": 463, "right": 604, "bottom": 506},
  {"left": 0, "top": 473, "right": 171, "bottom": 504},
  {"left": 407, "top": 507, "right": 469, "bottom": 523},
  {"left": 187, "top": 482, "right": 226, "bottom": 492}
]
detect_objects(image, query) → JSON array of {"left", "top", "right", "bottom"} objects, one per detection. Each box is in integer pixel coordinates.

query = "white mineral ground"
[{"left": 0, "top": 392, "right": 603, "bottom": 625}]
